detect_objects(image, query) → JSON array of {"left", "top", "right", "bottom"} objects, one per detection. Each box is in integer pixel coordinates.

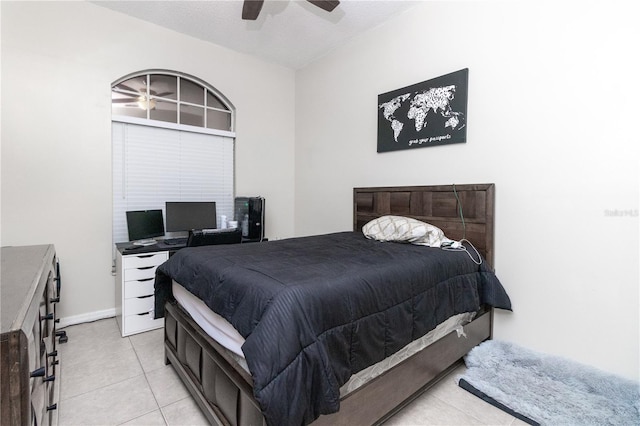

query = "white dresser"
[{"left": 115, "top": 250, "right": 168, "bottom": 337}]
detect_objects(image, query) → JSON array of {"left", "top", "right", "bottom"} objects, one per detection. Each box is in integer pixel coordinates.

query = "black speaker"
[{"left": 234, "top": 197, "right": 265, "bottom": 241}]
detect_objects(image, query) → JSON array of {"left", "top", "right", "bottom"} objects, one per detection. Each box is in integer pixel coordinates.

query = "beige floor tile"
[
  {"left": 429, "top": 367, "right": 515, "bottom": 425},
  {"left": 59, "top": 336, "right": 133, "bottom": 368},
  {"left": 58, "top": 374, "right": 158, "bottom": 425},
  {"left": 146, "top": 365, "right": 190, "bottom": 408},
  {"left": 130, "top": 328, "right": 167, "bottom": 373},
  {"left": 385, "top": 393, "right": 486, "bottom": 426},
  {"left": 61, "top": 346, "right": 144, "bottom": 400},
  {"left": 161, "top": 397, "right": 210, "bottom": 426},
  {"left": 129, "top": 327, "right": 164, "bottom": 347},
  {"left": 119, "top": 409, "right": 167, "bottom": 425},
  {"left": 58, "top": 318, "right": 133, "bottom": 368}
]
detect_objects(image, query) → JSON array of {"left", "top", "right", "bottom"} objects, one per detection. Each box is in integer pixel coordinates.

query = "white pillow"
[{"left": 362, "top": 215, "right": 453, "bottom": 248}]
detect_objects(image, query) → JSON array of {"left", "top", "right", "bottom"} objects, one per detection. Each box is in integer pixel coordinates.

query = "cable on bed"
[
  {"left": 441, "top": 184, "right": 482, "bottom": 265},
  {"left": 442, "top": 239, "right": 482, "bottom": 265}
]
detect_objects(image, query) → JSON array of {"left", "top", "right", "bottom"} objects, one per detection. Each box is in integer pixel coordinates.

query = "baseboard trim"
[{"left": 57, "top": 308, "right": 116, "bottom": 329}]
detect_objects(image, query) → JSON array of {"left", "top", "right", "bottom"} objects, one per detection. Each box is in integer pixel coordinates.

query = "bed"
[{"left": 154, "top": 183, "right": 511, "bottom": 425}]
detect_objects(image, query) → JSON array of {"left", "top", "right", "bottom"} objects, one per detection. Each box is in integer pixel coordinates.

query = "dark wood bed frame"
[{"left": 163, "top": 183, "right": 496, "bottom": 425}]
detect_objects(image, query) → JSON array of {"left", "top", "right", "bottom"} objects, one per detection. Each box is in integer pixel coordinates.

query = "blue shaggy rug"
[{"left": 458, "top": 340, "right": 640, "bottom": 426}]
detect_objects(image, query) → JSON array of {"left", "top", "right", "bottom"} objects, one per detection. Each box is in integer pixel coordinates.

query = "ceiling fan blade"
[
  {"left": 155, "top": 91, "right": 173, "bottom": 97},
  {"left": 115, "top": 83, "right": 138, "bottom": 93},
  {"left": 113, "top": 98, "right": 136, "bottom": 103},
  {"left": 307, "top": 0, "right": 339, "bottom": 12},
  {"left": 242, "top": 0, "right": 264, "bottom": 20}
]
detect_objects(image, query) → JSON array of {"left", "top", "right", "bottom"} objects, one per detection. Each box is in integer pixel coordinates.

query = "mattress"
[{"left": 172, "top": 280, "right": 475, "bottom": 397}]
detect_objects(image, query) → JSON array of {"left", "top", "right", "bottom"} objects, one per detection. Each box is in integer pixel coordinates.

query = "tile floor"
[{"left": 57, "top": 318, "right": 527, "bottom": 425}]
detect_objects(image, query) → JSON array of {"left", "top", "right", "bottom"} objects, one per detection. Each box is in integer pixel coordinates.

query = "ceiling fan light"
[{"left": 137, "top": 96, "right": 157, "bottom": 111}]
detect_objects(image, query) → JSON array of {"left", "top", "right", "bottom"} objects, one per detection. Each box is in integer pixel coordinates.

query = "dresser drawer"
[
  {"left": 31, "top": 378, "right": 46, "bottom": 426},
  {"left": 124, "top": 312, "right": 163, "bottom": 335},
  {"left": 124, "top": 295, "right": 155, "bottom": 315},
  {"left": 116, "top": 248, "right": 167, "bottom": 337},
  {"left": 124, "top": 279, "right": 155, "bottom": 299},
  {"left": 124, "top": 266, "right": 159, "bottom": 282},
  {"left": 123, "top": 252, "right": 168, "bottom": 269}
]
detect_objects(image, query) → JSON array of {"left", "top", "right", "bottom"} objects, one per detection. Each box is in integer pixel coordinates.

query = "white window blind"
[{"left": 112, "top": 122, "right": 234, "bottom": 245}]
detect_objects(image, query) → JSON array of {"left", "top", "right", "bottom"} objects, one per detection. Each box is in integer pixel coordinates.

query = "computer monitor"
[
  {"left": 126, "top": 210, "right": 165, "bottom": 242},
  {"left": 165, "top": 202, "right": 217, "bottom": 232}
]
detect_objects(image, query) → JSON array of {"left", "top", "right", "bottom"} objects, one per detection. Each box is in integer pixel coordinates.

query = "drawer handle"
[
  {"left": 54, "top": 261, "right": 61, "bottom": 295},
  {"left": 137, "top": 295, "right": 153, "bottom": 299},
  {"left": 47, "top": 404, "right": 57, "bottom": 412},
  {"left": 48, "top": 350, "right": 58, "bottom": 358},
  {"left": 137, "top": 255, "right": 155, "bottom": 259},
  {"left": 50, "top": 297, "right": 60, "bottom": 303},
  {"left": 137, "top": 266, "right": 155, "bottom": 270},
  {"left": 56, "top": 330, "right": 69, "bottom": 344},
  {"left": 30, "top": 367, "right": 45, "bottom": 378},
  {"left": 137, "top": 312, "right": 150, "bottom": 316},
  {"left": 136, "top": 278, "right": 154, "bottom": 282},
  {"left": 43, "top": 374, "right": 55, "bottom": 383},
  {"left": 40, "top": 313, "right": 54, "bottom": 321}
]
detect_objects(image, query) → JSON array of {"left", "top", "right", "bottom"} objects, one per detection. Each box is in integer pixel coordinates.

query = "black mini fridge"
[{"left": 234, "top": 196, "right": 265, "bottom": 242}]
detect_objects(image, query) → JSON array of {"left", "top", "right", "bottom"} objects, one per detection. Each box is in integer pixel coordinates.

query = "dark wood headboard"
[{"left": 353, "top": 184, "right": 495, "bottom": 268}]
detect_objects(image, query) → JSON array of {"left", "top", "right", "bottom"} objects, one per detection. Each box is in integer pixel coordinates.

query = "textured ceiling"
[{"left": 93, "top": 0, "right": 420, "bottom": 69}]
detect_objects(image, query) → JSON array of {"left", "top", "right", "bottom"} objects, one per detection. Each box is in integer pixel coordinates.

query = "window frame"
[{"left": 112, "top": 70, "right": 236, "bottom": 134}]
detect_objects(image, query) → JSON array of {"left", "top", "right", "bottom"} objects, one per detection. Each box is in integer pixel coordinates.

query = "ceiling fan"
[
  {"left": 242, "top": 0, "right": 340, "bottom": 20},
  {"left": 112, "top": 81, "right": 173, "bottom": 110}
]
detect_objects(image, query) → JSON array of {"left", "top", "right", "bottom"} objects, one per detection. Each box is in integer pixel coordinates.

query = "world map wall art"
[{"left": 377, "top": 68, "right": 468, "bottom": 153}]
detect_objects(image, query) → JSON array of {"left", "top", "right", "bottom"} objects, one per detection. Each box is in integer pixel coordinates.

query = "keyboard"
[
  {"left": 163, "top": 237, "right": 188, "bottom": 246},
  {"left": 133, "top": 239, "right": 157, "bottom": 246}
]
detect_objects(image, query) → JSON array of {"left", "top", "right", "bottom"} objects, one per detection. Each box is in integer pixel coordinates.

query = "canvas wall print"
[{"left": 377, "top": 68, "right": 468, "bottom": 153}]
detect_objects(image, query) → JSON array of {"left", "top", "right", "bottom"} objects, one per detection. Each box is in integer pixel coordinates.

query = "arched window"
[
  {"left": 112, "top": 70, "right": 234, "bottom": 132},
  {"left": 111, "top": 71, "right": 235, "bottom": 251}
]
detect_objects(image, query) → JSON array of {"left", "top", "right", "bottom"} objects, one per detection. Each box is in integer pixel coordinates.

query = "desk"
[
  {"left": 117, "top": 241, "right": 185, "bottom": 256},
  {"left": 116, "top": 236, "right": 264, "bottom": 256}
]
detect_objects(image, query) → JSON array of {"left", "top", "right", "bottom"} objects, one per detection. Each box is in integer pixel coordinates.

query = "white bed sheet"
[
  {"left": 172, "top": 280, "right": 475, "bottom": 396},
  {"left": 172, "top": 281, "right": 245, "bottom": 357}
]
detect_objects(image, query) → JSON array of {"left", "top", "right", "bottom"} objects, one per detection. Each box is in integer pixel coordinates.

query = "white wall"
[
  {"left": 1, "top": 2, "right": 296, "bottom": 321},
  {"left": 295, "top": 1, "right": 639, "bottom": 380},
  {"left": 2, "top": 0, "right": 638, "bottom": 382}
]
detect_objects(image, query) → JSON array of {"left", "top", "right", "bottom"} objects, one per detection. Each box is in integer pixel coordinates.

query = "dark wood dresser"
[{"left": 1, "top": 245, "right": 64, "bottom": 426}]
